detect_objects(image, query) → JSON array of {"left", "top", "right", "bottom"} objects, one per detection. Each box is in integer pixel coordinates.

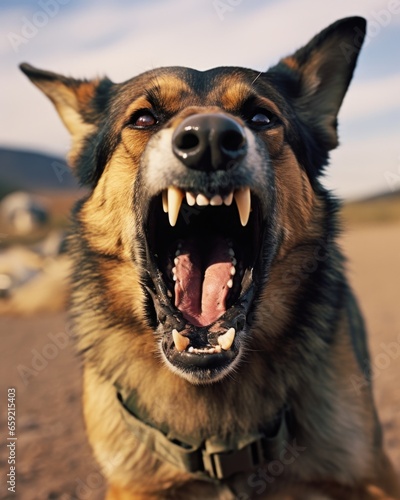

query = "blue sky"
[{"left": 1, "top": 0, "right": 400, "bottom": 199}]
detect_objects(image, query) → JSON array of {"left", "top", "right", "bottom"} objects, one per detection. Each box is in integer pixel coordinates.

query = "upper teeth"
[
  {"left": 234, "top": 188, "right": 251, "bottom": 226},
  {"left": 163, "top": 187, "right": 251, "bottom": 227},
  {"left": 210, "top": 194, "right": 223, "bottom": 206},
  {"left": 167, "top": 187, "right": 185, "bottom": 227}
]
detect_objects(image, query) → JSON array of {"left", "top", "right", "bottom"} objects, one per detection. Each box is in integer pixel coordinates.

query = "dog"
[{"left": 21, "top": 16, "right": 400, "bottom": 499}]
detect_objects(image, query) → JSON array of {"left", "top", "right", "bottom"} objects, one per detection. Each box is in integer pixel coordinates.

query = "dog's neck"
[{"left": 115, "top": 383, "right": 293, "bottom": 480}]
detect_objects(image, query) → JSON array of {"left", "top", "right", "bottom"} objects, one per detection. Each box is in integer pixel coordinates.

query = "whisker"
[{"left": 251, "top": 71, "right": 262, "bottom": 86}]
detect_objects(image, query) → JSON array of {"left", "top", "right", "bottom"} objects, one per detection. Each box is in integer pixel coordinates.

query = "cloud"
[
  {"left": 326, "top": 131, "right": 400, "bottom": 199},
  {"left": 1, "top": 0, "right": 399, "bottom": 199},
  {"left": 340, "top": 74, "right": 400, "bottom": 121},
  {"left": 4, "top": 0, "right": 396, "bottom": 75}
]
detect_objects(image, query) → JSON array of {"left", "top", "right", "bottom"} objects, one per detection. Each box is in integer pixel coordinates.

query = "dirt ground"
[{"left": 0, "top": 221, "right": 399, "bottom": 499}]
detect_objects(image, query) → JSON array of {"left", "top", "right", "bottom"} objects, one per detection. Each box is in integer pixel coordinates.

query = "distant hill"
[
  {"left": 0, "top": 147, "right": 79, "bottom": 198},
  {"left": 342, "top": 188, "right": 400, "bottom": 226},
  {"left": 356, "top": 188, "right": 400, "bottom": 203}
]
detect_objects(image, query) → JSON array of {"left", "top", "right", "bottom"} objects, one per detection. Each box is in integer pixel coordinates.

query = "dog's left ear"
[
  {"left": 20, "top": 63, "right": 113, "bottom": 174},
  {"left": 271, "top": 16, "right": 366, "bottom": 151}
]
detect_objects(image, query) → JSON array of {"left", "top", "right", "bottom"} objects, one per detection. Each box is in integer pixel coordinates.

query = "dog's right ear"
[
  {"left": 267, "top": 17, "right": 366, "bottom": 176},
  {"left": 20, "top": 63, "right": 113, "bottom": 173}
]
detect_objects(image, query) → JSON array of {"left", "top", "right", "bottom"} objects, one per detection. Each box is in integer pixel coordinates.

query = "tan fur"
[
  {"left": 218, "top": 81, "right": 254, "bottom": 110},
  {"left": 71, "top": 74, "right": 399, "bottom": 498},
  {"left": 21, "top": 18, "right": 400, "bottom": 498},
  {"left": 28, "top": 77, "right": 99, "bottom": 166}
]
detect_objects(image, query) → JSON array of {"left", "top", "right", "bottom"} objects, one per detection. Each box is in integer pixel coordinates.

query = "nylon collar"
[{"left": 115, "top": 384, "right": 292, "bottom": 481}]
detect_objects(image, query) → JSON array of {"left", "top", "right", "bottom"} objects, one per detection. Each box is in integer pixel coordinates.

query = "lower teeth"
[{"left": 188, "top": 345, "right": 222, "bottom": 354}]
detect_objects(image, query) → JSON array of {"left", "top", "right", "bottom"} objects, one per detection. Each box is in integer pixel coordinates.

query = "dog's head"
[{"left": 21, "top": 17, "right": 365, "bottom": 385}]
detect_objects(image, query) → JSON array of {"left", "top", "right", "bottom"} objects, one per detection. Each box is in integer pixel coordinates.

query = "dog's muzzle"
[{"left": 139, "top": 111, "right": 274, "bottom": 384}]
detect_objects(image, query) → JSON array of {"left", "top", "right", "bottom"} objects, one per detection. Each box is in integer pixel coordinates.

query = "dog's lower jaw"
[
  {"left": 159, "top": 338, "right": 244, "bottom": 385},
  {"left": 145, "top": 224, "right": 262, "bottom": 383}
]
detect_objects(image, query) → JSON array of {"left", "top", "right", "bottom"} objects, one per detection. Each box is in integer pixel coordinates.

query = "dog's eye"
[
  {"left": 249, "top": 111, "right": 274, "bottom": 128},
  {"left": 129, "top": 109, "right": 158, "bottom": 129}
]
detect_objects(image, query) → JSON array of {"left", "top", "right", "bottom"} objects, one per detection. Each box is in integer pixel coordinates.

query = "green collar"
[{"left": 115, "top": 385, "right": 292, "bottom": 481}]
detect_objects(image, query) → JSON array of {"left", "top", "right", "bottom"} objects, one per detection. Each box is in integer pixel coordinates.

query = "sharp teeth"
[
  {"left": 167, "top": 187, "right": 184, "bottom": 226},
  {"left": 187, "top": 345, "right": 222, "bottom": 354},
  {"left": 230, "top": 267, "right": 236, "bottom": 276},
  {"left": 231, "top": 257, "right": 237, "bottom": 266},
  {"left": 227, "top": 279, "right": 233, "bottom": 288},
  {"left": 210, "top": 195, "right": 223, "bottom": 206},
  {"left": 162, "top": 190, "right": 168, "bottom": 213},
  {"left": 174, "top": 257, "right": 179, "bottom": 265},
  {"left": 186, "top": 192, "right": 196, "bottom": 206},
  {"left": 218, "top": 328, "right": 236, "bottom": 350},
  {"left": 172, "top": 329, "right": 190, "bottom": 352},
  {"left": 164, "top": 187, "right": 249, "bottom": 225},
  {"left": 196, "top": 194, "right": 209, "bottom": 206},
  {"left": 224, "top": 192, "right": 234, "bottom": 206},
  {"left": 234, "top": 187, "right": 251, "bottom": 226}
]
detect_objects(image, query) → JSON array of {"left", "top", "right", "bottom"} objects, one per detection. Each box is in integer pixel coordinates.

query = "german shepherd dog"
[{"left": 21, "top": 16, "right": 399, "bottom": 499}]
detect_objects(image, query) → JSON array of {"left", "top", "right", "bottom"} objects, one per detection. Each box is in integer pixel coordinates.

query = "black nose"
[{"left": 172, "top": 113, "right": 247, "bottom": 171}]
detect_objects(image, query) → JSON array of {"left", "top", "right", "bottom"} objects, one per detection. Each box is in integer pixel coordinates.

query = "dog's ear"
[
  {"left": 20, "top": 63, "right": 113, "bottom": 175},
  {"left": 271, "top": 17, "right": 366, "bottom": 151}
]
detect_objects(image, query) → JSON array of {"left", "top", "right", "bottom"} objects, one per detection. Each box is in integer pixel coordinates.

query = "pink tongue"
[{"left": 174, "top": 237, "right": 232, "bottom": 327}]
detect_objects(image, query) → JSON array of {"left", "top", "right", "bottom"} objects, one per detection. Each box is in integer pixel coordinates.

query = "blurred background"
[{"left": 0, "top": 0, "right": 399, "bottom": 498}]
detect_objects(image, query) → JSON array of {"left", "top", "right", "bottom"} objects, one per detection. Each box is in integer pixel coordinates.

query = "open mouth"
[{"left": 144, "top": 186, "right": 264, "bottom": 383}]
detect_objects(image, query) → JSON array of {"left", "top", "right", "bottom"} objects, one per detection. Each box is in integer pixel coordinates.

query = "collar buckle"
[{"left": 202, "top": 435, "right": 264, "bottom": 480}]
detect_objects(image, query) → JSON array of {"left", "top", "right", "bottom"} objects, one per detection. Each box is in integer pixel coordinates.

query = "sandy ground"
[
  {"left": 341, "top": 222, "right": 400, "bottom": 473},
  {"left": 0, "top": 222, "right": 399, "bottom": 499}
]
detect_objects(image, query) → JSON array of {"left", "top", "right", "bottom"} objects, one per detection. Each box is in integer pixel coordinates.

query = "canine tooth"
[
  {"left": 196, "top": 194, "right": 209, "bottom": 206},
  {"left": 172, "top": 329, "right": 190, "bottom": 352},
  {"left": 167, "top": 187, "right": 184, "bottom": 226},
  {"left": 234, "top": 187, "right": 251, "bottom": 226},
  {"left": 186, "top": 192, "right": 196, "bottom": 206},
  {"left": 224, "top": 192, "right": 234, "bottom": 206},
  {"left": 227, "top": 279, "right": 233, "bottom": 288},
  {"left": 210, "top": 195, "right": 223, "bottom": 206},
  {"left": 230, "top": 267, "right": 236, "bottom": 276},
  {"left": 218, "top": 328, "right": 236, "bottom": 350},
  {"left": 162, "top": 190, "right": 168, "bottom": 213}
]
